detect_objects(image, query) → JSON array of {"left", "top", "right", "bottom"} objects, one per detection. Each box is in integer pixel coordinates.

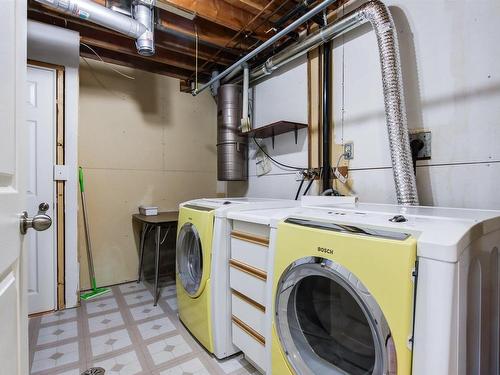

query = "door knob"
[{"left": 20, "top": 203, "right": 52, "bottom": 235}]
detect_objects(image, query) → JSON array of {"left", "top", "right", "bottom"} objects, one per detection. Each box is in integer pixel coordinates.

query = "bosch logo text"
[{"left": 317, "top": 247, "right": 334, "bottom": 254}]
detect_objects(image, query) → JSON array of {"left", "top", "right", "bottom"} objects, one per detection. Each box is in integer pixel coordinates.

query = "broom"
[{"left": 79, "top": 167, "right": 111, "bottom": 300}]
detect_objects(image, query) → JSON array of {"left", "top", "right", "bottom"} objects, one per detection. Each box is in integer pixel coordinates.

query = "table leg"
[
  {"left": 154, "top": 225, "right": 161, "bottom": 306},
  {"left": 137, "top": 223, "right": 148, "bottom": 283}
]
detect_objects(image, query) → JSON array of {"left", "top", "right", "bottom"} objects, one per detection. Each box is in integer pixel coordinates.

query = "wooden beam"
[
  {"left": 80, "top": 45, "right": 210, "bottom": 81},
  {"left": 157, "top": 9, "right": 256, "bottom": 50},
  {"left": 232, "top": 0, "right": 298, "bottom": 23},
  {"left": 158, "top": 0, "right": 271, "bottom": 39},
  {"left": 28, "top": 6, "right": 236, "bottom": 68}
]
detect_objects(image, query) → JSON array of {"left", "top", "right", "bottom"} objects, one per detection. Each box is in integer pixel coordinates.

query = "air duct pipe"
[
  {"left": 245, "top": 0, "right": 419, "bottom": 205},
  {"left": 132, "top": 0, "right": 155, "bottom": 56},
  {"left": 217, "top": 85, "right": 248, "bottom": 181},
  {"left": 34, "top": 0, "right": 155, "bottom": 56},
  {"left": 240, "top": 65, "right": 251, "bottom": 133}
]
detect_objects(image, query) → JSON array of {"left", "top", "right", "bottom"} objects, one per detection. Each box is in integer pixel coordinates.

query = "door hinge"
[{"left": 53, "top": 165, "right": 68, "bottom": 181}]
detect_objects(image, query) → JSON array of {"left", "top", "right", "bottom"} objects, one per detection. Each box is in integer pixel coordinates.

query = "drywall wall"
[
  {"left": 79, "top": 59, "right": 217, "bottom": 289},
  {"left": 227, "top": 55, "right": 314, "bottom": 199},
  {"left": 331, "top": 0, "right": 500, "bottom": 209},
  {"left": 233, "top": 0, "right": 500, "bottom": 210}
]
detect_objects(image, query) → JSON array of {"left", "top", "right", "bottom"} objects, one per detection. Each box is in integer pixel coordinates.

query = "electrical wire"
[
  {"left": 252, "top": 136, "right": 306, "bottom": 171},
  {"left": 303, "top": 176, "right": 315, "bottom": 196},
  {"left": 195, "top": 25, "right": 199, "bottom": 90},
  {"left": 295, "top": 175, "right": 306, "bottom": 200},
  {"left": 80, "top": 42, "right": 135, "bottom": 80}
]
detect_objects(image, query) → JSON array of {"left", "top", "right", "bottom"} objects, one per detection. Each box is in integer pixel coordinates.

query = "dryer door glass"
[
  {"left": 176, "top": 223, "right": 203, "bottom": 296},
  {"left": 276, "top": 260, "right": 389, "bottom": 375}
]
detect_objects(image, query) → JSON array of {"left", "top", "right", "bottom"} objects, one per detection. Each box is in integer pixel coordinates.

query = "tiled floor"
[{"left": 29, "top": 280, "right": 259, "bottom": 375}]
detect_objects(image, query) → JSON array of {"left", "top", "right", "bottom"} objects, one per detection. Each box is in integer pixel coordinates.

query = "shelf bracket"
[
  {"left": 294, "top": 125, "right": 298, "bottom": 145},
  {"left": 272, "top": 128, "right": 275, "bottom": 149}
]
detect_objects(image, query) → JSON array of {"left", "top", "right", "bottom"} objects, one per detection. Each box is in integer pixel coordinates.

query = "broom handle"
[{"left": 79, "top": 167, "right": 97, "bottom": 290}]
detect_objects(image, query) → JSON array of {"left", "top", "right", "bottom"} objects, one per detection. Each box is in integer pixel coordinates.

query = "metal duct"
[
  {"left": 217, "top": 85, "right": 248, "bottom": 181},
  {"left": 246, "top": 0, "right": 419, "bottom": 205},
  {"left": 361, "top": 1, "right": 418, "bottom": 205},
  {"left": 240, "top": 65, "right": 251, "bottom": 132},
  {"left": 192, "top": 0, "right": 340, "bottom": 96},
  {"left": 132, "top": 0, "right": 155, "bottom": 56},
  {"left": 34, "top": 0, "right": 154, "bottom": 56}
]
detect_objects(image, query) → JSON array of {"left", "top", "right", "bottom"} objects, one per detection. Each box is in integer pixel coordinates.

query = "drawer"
[
  {"left": 231, "top": 290, "right": 266, "bottom": 337},
  {"left": 232, "top": 317, "right": 266, "bottom": 373},
  {"left": 230, "top": 232, "right": 268, "bottom": 271},
  {"left": 229, "top": 259, "right": 267, "bottom": 306},
  {"left": 232, "top": 220, "right": 270, "bottom": 238}
]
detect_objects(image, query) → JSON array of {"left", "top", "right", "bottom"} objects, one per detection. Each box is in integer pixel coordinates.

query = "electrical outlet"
[
  {"left": 409, "top": 131, "right": 431, "bottom": 160},
  {"left": 343, "top": 142, "right": 354, "bottom": 160}
]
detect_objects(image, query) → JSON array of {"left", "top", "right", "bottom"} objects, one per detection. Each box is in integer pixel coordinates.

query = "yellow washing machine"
[
  {"left": 176, "top": 203, "right": 215, "bottom": 352},
  {"left": 271, "top": 216, "right": 417, "bottom": 375}
]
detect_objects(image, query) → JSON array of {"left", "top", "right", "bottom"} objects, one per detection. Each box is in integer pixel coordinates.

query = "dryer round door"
[
  {"left": 176, "top": 222, "right": 204, "bottom": 296},
  {"left": 275, "top": 257, "right": 395, "bottom": 375}
]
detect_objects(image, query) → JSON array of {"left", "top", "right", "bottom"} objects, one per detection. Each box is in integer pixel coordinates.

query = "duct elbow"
[{"left": 133, "top": 0, "right": 155, "bottom": 56}]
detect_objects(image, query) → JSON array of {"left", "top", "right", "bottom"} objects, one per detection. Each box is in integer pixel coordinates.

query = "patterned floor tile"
[
  {"left": 159, "top": 358, "right": 211, "bottom": 375},
  {"left": 215, "top": 354, "right": 259, "bottom": 375},
  {"left": 88, "top": 311, "right": 124, "bottom": 333},
  {"left": 165, "top": 297, "right": 178, "bottom": 312},
  {"left": 123, "top": 290, "right": 153, "bottom": 306},
  {"left": 129, "top": 304, "right": 164, "bottom": 321},
  {"left": 160, "top": 284, "right": 177, "bottom": 298},
  {"left": 147, "top": 335, "right": 192, "bottom": 366},
  {"left": 85, "top": 297, "right": 119, "bottom": 315},
  {"left": 91, "top": 329, "right": 132, "bottom": 357},
  {"left": 137, "top": 317, "right": 176, "bottom": 340},
  {"left": 31, "top": 342, "right": 79, "bottom": 373},
  {"left": 37, "top": 321, "right": 78, "bottom": 346},
  {"left": 118, "top": 282, "right": 147, "bottom": 294},
  {"left": 29, "top": 281, "right": 260, "bottom": 375},
  {"left": 94, "top": 350, "right": 142, "bottom": 375},
  {"left": 40, "top": 309, "right": 77, "bottom": 325}
]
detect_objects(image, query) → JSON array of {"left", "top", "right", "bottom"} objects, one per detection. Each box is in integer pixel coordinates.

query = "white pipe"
[
  {"left": 192, "top": 0, "right": 339, "bottom": 96},
  {"left": 240, "top": 65, "right": 251, "bottom": 132},
  {"left": 133, "top": 1, "right": 155, "bottom": 56},
  {"left": 34, "top": 0, "right": 154, "bottom": 56}
]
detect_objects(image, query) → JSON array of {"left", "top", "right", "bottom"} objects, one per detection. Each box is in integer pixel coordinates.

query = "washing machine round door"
[
  {"left": 176, "top": 222, "right": 203, "bottom": 296},
  {"left": 275, "top": 257, "right": 395, "bottom": 375}
]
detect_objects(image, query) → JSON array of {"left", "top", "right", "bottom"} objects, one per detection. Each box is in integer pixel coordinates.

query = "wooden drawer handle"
[
  {"left": 231, "top": 230, "right": 269, "bottom": 247},
  {"left": 229, "top": 259, "right": 267, "bottom": 281},
  {"left": 232, "top": 315, "right": 265, "bottom": 346},
  {"left": 232, "top": 289, "right": 265, "bottom": 313}
]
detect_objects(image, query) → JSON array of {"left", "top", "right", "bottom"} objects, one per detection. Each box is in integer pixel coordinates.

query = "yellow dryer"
[
  {"left": 176, "top": 204, "right": 215, "bottom": 353},
  {"left": 271, "top": 217, "right": 417, "bottom": 375}
]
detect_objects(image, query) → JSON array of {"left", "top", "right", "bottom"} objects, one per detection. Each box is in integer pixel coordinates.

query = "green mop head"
[{"left": 80, "top": 278, "right": 111, "bottom": 300}]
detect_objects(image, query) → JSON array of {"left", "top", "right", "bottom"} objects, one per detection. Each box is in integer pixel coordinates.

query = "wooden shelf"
[{"left": 241, "top": 121, "right": 308, "bottom": 148}]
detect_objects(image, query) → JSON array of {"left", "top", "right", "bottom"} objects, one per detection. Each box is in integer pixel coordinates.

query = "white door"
[
  {"left": 26, "top": 65, "right": 57, "bottom": 314},
  {"left": 0, "top": 0, "right": 30, "bottom": 374}
]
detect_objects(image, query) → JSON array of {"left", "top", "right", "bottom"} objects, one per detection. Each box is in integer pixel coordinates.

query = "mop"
[{"left": 79, "top": 167, "right": 111, "bottom": 300}]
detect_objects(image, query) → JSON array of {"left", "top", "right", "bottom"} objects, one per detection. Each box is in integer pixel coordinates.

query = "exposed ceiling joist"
[
  {"left": 80, "top": 45, "right": 209, "bottom": 81},
  {"left": 157, "top": 0, "right": 271, "bottom": 40}
]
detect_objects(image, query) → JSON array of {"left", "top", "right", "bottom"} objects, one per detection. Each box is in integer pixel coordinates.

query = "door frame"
[
  {"left": 27, "top": 60, "right": 66, "bottom": 312},
  {"left": 27, "top": 20, "right": 80, "bottom": 309}
]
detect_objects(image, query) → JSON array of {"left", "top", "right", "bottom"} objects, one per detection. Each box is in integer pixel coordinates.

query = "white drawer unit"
[
  {"left": 232, "top": 317, "right": 266, "bottom": 373},
  {"left": 231, "top": 290, "right": 266, "bottom": 337},
  {"left": 229, "top": 259, "right": 267, "bottom": 306},
  {"left": 230, "top": 231, "right": 269, "bottom": 271}
]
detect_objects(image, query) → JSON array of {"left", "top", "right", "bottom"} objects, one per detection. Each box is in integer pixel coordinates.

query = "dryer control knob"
[{"left": 389, "top": 215, "right": 407, "bottom": 223}]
